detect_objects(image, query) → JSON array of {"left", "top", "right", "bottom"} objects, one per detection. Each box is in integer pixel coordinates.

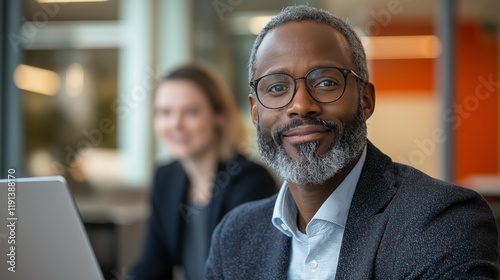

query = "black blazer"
[
  {"left": 206, "top": 142, "right": 499, "bottom": 279},
  {"left": 131, "top": 153, "right": 276, "bottom": 280}
]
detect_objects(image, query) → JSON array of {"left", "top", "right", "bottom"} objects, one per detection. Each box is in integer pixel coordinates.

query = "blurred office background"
[{"left": 1, "top": 0, "right": 499, "bottom": 279}]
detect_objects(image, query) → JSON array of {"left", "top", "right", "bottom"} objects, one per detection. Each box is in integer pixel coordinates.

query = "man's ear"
[
  {"left": 361, "top": 82, "right": 376, "bottom": 120},
  {"left": 248, "top": 94, "right": 258, "bottom": 127}
]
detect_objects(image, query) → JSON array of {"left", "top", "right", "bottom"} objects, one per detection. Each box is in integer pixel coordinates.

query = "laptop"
[{"left": 0, "top": 176, "right": 104, "bottom": 280}]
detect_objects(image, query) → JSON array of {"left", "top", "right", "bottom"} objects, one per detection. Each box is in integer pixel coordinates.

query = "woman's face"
[{"left": 154, "top": 79, "right": 220, "bottom": 159}]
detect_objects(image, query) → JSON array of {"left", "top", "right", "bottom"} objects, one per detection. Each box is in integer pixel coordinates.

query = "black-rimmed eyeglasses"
[{"left": 250, "top": 66, "right": 364, "bottom": 109}]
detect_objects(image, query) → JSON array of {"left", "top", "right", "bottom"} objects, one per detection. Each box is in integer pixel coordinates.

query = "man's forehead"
[{"left": 254, "top": 21, "right": 354, "bottom": 77}]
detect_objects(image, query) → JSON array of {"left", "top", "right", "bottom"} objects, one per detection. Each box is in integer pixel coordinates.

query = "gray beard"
[{"left": 257, "top": 104, "right": 367, "bottom": 185}]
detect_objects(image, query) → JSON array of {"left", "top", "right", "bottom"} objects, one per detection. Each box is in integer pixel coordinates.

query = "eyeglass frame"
[{"left": 249, "top": 66, "right": 365, "bottom": 109}]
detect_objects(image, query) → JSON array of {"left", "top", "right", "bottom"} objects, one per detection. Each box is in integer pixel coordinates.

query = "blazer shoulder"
[
  {"left": 392, "top": 162, "right": 484, "bottom": 203},
  {"left": 363, "top": 142, "right": 491, "bottom": 220},
  {"left": 366, "top": 142, "right": 471, "bottom": 199},
  {"left": 382, "top": 163, "right": 499, "bottom": 278},
  {"left": 387, "top": 162, "right": 496, "bottom": 240}
]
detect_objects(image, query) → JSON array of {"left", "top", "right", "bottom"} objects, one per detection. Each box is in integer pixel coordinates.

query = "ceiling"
[{"left": 24, "top": 0, "right": 499, "bottom": 23}]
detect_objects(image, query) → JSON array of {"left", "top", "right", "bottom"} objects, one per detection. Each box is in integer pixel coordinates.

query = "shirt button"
[
  {"left": 281, "top": 223, "right": 288, "bottom": 231},
  {"left": 309, "top": 260, "right": 318, "bottom": 270}
]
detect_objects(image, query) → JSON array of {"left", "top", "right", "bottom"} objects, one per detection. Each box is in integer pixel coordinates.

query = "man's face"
[{"left": 249, "top": 21, "right": 375, "bottom": 185}]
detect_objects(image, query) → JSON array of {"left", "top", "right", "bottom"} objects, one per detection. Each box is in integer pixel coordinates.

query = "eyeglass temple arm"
[{"left": 350, "top": 70, "right": 365, "bottom": 82}]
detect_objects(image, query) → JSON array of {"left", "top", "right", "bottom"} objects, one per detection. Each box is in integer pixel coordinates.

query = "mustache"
[{"left": 273, "top": 118, "right": 341, "bottom": 145}]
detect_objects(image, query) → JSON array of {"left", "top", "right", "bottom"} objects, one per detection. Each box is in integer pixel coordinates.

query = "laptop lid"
[{"left": 0, "top": 176, "right": 104, "bottom": 280}]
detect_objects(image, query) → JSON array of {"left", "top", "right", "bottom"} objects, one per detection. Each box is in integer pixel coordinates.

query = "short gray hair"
[{"left": 248, "top": 5, "right": 369, "bottom": 93}]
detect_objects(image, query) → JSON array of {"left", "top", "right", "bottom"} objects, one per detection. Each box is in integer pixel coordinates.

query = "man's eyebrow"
[
  {"left": 256, "top": 64, "right": 349, "bottom": 77},
  {"left": 257, "top": 68, "right": 290, "bottom": 75}
]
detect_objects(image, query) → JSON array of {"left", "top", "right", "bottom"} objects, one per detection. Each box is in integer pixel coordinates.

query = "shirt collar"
[{"left": 272, "top": 145, "right": 368, "bottom": 237}]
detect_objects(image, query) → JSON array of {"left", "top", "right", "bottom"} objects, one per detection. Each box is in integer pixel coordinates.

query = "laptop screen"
[{"left": 0, "top": 176, "right": 104, "bottom": 280}]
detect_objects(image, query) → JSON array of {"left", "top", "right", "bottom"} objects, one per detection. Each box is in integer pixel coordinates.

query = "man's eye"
[
  {"left": 269, "top": 84, "right": 286, "bottom": 92},
  {"left": 318, "top": 80, "right": 336, "bottom": 87}
]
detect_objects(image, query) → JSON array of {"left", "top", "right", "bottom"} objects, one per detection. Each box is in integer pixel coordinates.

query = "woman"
[{"left": 131, "top": 64, "right": 276, "bottom": 280}]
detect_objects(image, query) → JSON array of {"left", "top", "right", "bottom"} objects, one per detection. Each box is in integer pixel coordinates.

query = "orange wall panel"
[
  {"left": 370, "top": 59, "right": 434, "bottom": 94},
  {"left": 370, "top": 22, "right": 435, "bottom": 95},
  {"left": 369, "top": 21, "right": 499, "bottom": 181},
  {"left": 455, "top": 22, "right": 499, "bottom": 181}
]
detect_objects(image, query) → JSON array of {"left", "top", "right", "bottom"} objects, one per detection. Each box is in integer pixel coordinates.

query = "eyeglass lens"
[{"left": 256, "top": 67, "right": 346, "bottom": 108}]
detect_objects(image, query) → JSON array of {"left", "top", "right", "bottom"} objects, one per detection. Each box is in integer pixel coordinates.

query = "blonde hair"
[{"left": 161, "top": 63, "right": 248, "bottom": 160}]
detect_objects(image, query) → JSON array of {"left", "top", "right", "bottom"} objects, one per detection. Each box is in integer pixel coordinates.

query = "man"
[{"left": 205, "top": 5, "right": 499, "bottom": 280}]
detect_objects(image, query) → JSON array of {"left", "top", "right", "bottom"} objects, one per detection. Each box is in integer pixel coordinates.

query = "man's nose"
[{"left": 285, "top": 80, "right": 322, "bottom": 118}]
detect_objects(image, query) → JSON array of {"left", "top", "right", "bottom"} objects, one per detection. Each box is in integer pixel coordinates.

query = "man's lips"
[{"left": 282, "top": 125, "right": 331, "bottom": 143}]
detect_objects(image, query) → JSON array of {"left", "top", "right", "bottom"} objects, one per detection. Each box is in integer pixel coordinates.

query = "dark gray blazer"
[{"left": 205, "top": 142, "right": 499, "bottom": 279}]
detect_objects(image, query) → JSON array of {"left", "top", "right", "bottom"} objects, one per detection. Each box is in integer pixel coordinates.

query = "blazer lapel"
[
  {"left": 261, "top": 231, "right": 291, "bottom": 279},
  {"left": 336, "top": 142, "right": 398, "bottom": 279},
  {"left": 230, "top": 198, "right": 291, "bottom": 279}
]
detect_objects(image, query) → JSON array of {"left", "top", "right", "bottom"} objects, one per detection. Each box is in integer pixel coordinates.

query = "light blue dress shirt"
[{"left": 272, "top": 146, "right": 367, "bottom": 280}]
